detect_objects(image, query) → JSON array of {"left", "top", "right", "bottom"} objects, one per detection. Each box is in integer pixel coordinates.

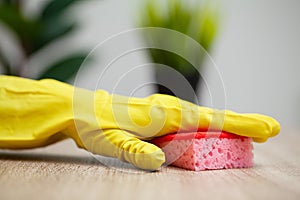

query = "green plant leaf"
[
  {"left": 0, "top": 0, "right": 14, "bottom": 5},
  {"left": 33, "top": 0, "right": 86, "bottom": 53},
  {"left": 32, "top": 18, "right": 76, "bottom": 53},
  {"left": 38, "top": 53, "right": 88, "bottom": 82},
  {"left": 0, "top": 4, "right": 40, "bottom": 46},
  {"left": 41, "top": 0, "right": 83, "bottom": 20},
  {"left": 140, "top": 0, "right": 219, "bottom": 75}
]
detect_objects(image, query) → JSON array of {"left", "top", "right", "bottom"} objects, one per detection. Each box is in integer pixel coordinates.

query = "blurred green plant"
[
  {"left": 139, "top": 0, "right": 219, "bottom": 102},
  {"left": 0, "top": 0, "right": 89, "bottom": 82}
]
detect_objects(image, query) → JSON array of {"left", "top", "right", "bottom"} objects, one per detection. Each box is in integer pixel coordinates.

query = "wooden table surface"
[{"left": 0, "top": 129, "right": 299, "bottom": 200}]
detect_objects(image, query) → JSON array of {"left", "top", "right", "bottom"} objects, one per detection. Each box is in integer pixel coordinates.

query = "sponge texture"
[{"left": 151, "top": 131, "right": 253, "bottom": 171}]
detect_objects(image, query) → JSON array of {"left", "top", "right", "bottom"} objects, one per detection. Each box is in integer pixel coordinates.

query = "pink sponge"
[{"left": 151, "top": 131, "right": 253, "bottom": 171}]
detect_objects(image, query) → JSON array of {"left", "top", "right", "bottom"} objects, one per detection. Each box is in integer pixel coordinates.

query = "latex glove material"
[{"left": 0, "top": 76, "right": 280, "bottom": 170}]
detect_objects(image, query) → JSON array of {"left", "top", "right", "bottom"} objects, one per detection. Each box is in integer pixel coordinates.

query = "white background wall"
[{"left": 2, "top": 0, "right": 300, "bottom": 131}]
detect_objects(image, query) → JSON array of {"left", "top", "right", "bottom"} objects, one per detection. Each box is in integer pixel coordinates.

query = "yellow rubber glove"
[{"left": 0, "top": 75, "right": 280, "bottom": 170}]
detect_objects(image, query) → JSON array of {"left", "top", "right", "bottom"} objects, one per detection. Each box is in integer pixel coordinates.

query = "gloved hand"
[{"left": 0, "top": 76, "right": 280, "bottom": 170}]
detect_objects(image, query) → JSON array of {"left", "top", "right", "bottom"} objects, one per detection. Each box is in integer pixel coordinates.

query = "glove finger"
[
  {"left": 144, "top": 94, "right": 280, "bottom": 141},
  {"left": 82, "top": 129, "right": 165, "bottom": 171},
  {"left": 221, "top": 111, "right": 280, "bottom": 141}
]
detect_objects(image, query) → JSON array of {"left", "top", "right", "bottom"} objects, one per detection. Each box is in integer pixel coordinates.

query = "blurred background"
[{"left": 0, "top": 0, "right": 299, "bottom": 132}]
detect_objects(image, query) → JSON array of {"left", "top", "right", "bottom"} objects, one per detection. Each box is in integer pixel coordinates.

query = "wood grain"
[{"left": 0, "top": 130, "right": 299, "bottom": 200}]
